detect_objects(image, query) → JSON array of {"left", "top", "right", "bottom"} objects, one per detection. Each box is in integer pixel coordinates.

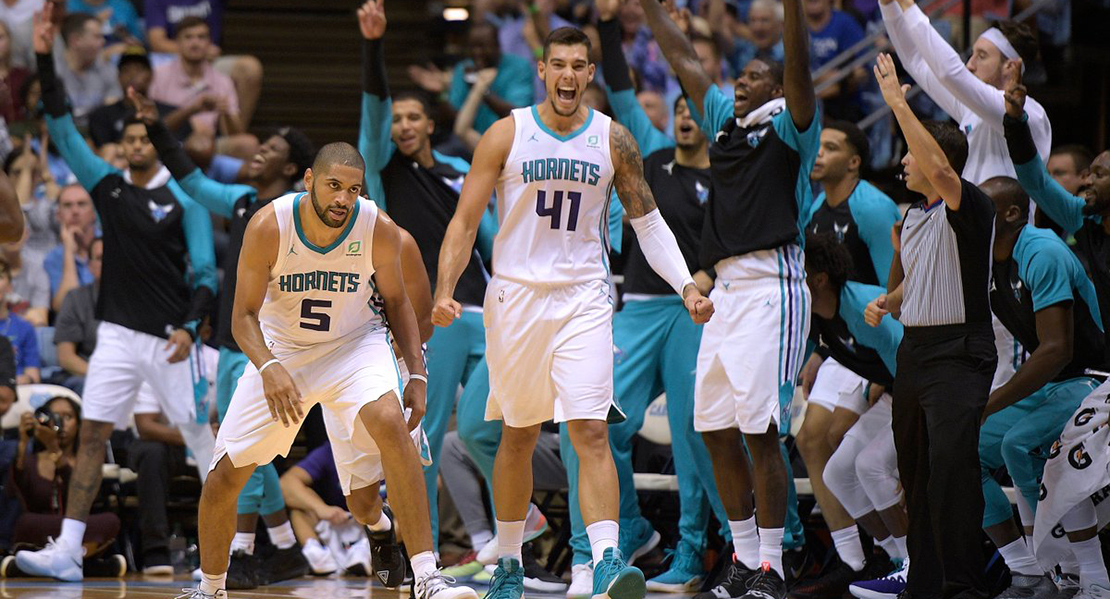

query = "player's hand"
[
  {"left": 315, "top": 505, "right": 352, "bottom": 526},
  {"left": 663, "top": 0, "right": 692, "bottom": 37},
  {"left": 1003, "top": 59, "right": 1026, "bottom": 120},
  {"left": 164, "top": 328, "right": 193, "bottom": 363},
  {"left": 431, "top": 296, "right": 462, "bottom": 327},
  {"left": 596, "top": 0, "right": 619, "bottom": 20},
  {"left": 32, "top": 2, "right": 56, "bottom": 55},
  {"left": 874, "top": 53, "right": 910, "bottom": 109},
  {"left": 799, "top": 353, "right": 823, "bottom": 399},
  {"left": 865, "top": 294, "right": 888, "bottom": 327},
  {"left": 682, "top": 285, "right": 714, "bottom": 324},
  {"left": 358, "top": 0, "right": 387, "bottom": 40},
  {"left": 260, "top": 362, "right": 304, "bottom": 427},
  {"left": 126, "top": 87, "right": 159, "bottom": 123},
  {"left": 402, "top": 376, "right": 426, "bottom": 432}
]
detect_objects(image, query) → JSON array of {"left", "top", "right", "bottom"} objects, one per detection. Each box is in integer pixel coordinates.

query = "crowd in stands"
[{"left": 0, "top": 1, "right": 1105, "bottom": 599}]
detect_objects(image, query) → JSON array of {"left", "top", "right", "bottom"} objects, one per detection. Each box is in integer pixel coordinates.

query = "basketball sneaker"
[
  {"left": 484, "top": 557, "right": 525, "bottom": 599},
  {"left": 301, "top": 538, "right": 338, "bottom": 575},
  {"left": 568, "top": 563, "right": 594, "bottom": 599},
  {"left": 618, "top": 518, "right": 660, "bottom": 566},
  {"left": 173, "top": 589, "right": 228, "bottom": 599},
  {"left": 344, "top": 537, "right": 372, "bottom": 576},
  {"left": 1075, "top": 583, "right": 1110, "bottom": 599},
  {"left": 694, "top": 555, "right": 757, "bottom": 599},
  {"left": 793, "top": 556, "right": 888, "bottom": 599},
  {"left": 593, "top": 547, "right": 646, "bottom": 599},
  {"left": 646, "top": 541, "right": 705, "bottom": 593},
  {"left": 738, "top": 562, "right": 787, "bottom": 599},
  {"left": 849, "top": 558, "right": 909, "bottom": 599},
  {"left": 1053, "top": 573, "right": 1081, "bottom": 599},
  {"left": 994, "top": 573, "right": 1057, "bottom": 599},
  {"left": 225, "top": 549, "right": 257, "bottom": 589},
  {"left": 443, "top": 551, "right": 484, "bottom": 580},
  {"left": 14, "top": 536, "right": 84, "bottom": 582},
  {"left": 258, "top": 544, "right": 310, "bottom": 585},
  {"left": 368, "top": 505, "right": 406, "bottom": 587}
]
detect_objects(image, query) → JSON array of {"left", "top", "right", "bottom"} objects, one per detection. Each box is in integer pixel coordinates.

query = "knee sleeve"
[
  {"left": 856, "top": 435, "right": 902, "bottom": 512},
  {"left": 258, "top": 464, "right": 286, "bottom": 515},
  {"left": 825, "top": 440, "right": 872, "bottom": 519}
]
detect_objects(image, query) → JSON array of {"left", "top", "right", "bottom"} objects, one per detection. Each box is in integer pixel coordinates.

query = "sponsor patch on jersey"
[
  {"left": 346, "top": 240, "right": 363, "bottom": 256},
  {"left": 586, "top": 134, "right": 601, "bottom": 149}
]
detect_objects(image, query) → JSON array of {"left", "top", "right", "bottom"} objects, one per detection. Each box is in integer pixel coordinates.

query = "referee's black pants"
[{"left": 893, "top": 323, "right": 996, "bottom": 599}]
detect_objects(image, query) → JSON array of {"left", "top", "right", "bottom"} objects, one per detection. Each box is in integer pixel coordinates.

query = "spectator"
[
  {"left": 0, "top": 257, "right": 38, "bottom": 384},
  {"left": 9, "top": 396, "right": 123, "bottom": 571},
  {"left": 635, "top": 89, "right": 667, "bottom": 132},
  {"left": 87, "top": 48, "right": 192, "bottom": 147},
  {"left": 53, "top": 236, "right": 100, "bottom": 394},
  {"left": 1047, "top": 144, "right": 1094, "bottom": 196},
  {"left": 489, "top": 0, "right": 574, "bottom": 101},
  {"left": 54, "top": 13, "right": 121, "bottom": 122},
  {"left": 95, "top": 141, "right": 125, "bottom": 168},
  {"left": 6, "top": 134, "right": 60, "bottom": 269},
  {"left": 619, "top": 0, "right": 671, "bottom": 93},
  {"left": 0, "top": 20, "right": 30, "bottom": 125},
  {"left": 44, "top": 183, "right": 95, "bottom": 312},
  {"left": 0, "top": 335, "right": 17, "bottom": 553},
  {"left": 447, "top": 21, "right": 534, "bottom": 134},
  {"left": 0, "top": 0, "right": 41, "bottom": 71},
  {"left": 716, "top": 0, "right": 784, "bottom": 80},
  {"left": 66, "top": 0, "right": 144, "bottom": 45},
  {"left": 149, "top": 16, "right": 243, "bottom": 138},
  {"left": 1, "top": 229, "right": 47, "bottom": 327},
  {"left": 804, "top": 0, "right": 867, "bottom": 120},
  {"left": 692, "top": 33, "right": 727, "bottom": 87}
]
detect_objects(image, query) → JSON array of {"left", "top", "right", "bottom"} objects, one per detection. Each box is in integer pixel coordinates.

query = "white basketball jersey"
[
  {"left": 493, "top": 106, "right": 616, "bottom": 284},
  {"left": 260, "top": 193, "right": 386, "bottom": 353}
]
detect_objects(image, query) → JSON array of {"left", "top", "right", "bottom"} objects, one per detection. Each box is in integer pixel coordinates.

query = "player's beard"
[{"left": 310, "top": 184, "right": 349, "bottom": 229}]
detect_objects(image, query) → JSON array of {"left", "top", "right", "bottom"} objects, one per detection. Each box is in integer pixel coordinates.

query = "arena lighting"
[{"left": 443, "top": 7, "right": 469, "bottom": 21}]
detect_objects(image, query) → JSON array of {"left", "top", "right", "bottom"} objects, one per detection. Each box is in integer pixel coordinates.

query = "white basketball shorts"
[{"left": 807, "top": 357, "right": 870, "bottom": 415}]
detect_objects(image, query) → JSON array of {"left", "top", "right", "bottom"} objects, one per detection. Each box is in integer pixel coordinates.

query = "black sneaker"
[
  {"left": 695, "top": 555, "right": 757, "bottom": 599},
  {"left": 784, "top": 545, "right": 816, "bottom": 584},
  {"left": 368, "top": 504, "right": 406, "bottom": 587},
  {"left": 791, "top": 559, "right": 867, "bottom": 599},
  {"left": 521, "top": 543, "right": 567, "bottom": 593},
  {"left": 258, "top": 545, "right": 310, "bottom": 585},
  {"left": 226, "top": 549, "right": 258, "bottom": 589},
  {"left": 740, "top": 563, "right": 787, "bottom": 599}
]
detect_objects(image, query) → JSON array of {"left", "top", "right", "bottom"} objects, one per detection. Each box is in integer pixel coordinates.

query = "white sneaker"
[
  {"left": 142, "top": 564, "right": 175, "bottom": 577},
  {"left": 567, "top": 562, "right": 593, "bottom": 599},
  {"left": 343, "top": 538, "right": 372, "bottom": 576},
  {"left": 302, "top": 538, "right": 338, "bottom": 575},
  {"left": 14, "top": 537, "right": 84, "bottom": 582},
  {"left": 173, "top": 589, "right": 228, "bottom": 599},
  {"left": 1076, "top": 584, "right": 1110, "bottom": 599},
  {"left": 478, "top": 504, "right": 550, "bottom": 566},
  {"left": 414, "top": 569, "right": 479, "bottom": 599}
]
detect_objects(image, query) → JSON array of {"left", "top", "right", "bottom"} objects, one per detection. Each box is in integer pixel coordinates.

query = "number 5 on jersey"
[{"left": 300, "top": 298, "right": 332, "bottom": 331}]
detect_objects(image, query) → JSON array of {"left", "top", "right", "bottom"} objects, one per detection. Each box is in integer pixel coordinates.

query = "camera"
[{"left": 33, "top": 406, "right": 62, "bottom": 432}]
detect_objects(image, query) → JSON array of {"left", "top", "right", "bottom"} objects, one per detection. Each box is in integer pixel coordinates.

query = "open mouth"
[
  {"left": 678, "top": 123, "right": 695, "bottom": 135},
  {"left": 556, "top": 86, "right": 576, "bottom": 102}
]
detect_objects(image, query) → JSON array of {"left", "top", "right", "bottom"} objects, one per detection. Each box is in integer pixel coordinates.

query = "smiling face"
[
  {"left": 673, "top": 99, "right": 704, "bottom": 149},
  {"left": 390, "top": 98, "right": 434, "bottom": 159},
  {"left": 539, "top": 43, "right": 595, "bottom": 117},
  {"left": 811, "top": 129, "right": 858, "bottom": 183},
  {"left": 247, "top": 135, "right": 296, "bottom": 184},
  {"left": 966, "top": 37, "right": 1007, "bottom": 88},
  {"left": 733, "top": 59, "right": 781, "bottom": 118},
  {"left": 304, "top": 164, "right": 364, "bottom": 229},
  {"left": 1079, "top": 151, "right": 1110, "bottom": 217}
]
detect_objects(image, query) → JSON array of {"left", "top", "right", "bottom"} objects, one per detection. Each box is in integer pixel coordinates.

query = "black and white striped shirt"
[{"left": 899, "top": 179, "right": 995, "bottom": 327}]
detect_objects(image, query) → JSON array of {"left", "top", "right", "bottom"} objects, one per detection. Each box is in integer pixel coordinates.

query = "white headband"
[{"left": 978, "top": 28, "right": 1026, "bottom": 74}]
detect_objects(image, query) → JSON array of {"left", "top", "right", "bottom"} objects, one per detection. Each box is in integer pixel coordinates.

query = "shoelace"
[
  {"left": 486, "top": 566, "right": 522, "bottom": 598},
  {"left": 594, "top": 555, "right": 628, "bottom": 586},
  {"left": 744, "top": 569, "right": 781, "bottom": 599},
  {"left": 174, "top": 588, "right": 217, "bottom": 599},
  {"left": 717, "top": 562, "right": 750, "bottom": 589},
  {"left": 418, "top": 570, "right": 461, "bottom": 599}
]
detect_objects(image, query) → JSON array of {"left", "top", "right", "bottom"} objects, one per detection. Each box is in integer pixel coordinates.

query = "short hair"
[
  {"left": 392, "top": 91, "right": 433, "bottom": 117},
  {"left": 756, "top": 58, "right": 784, "bottom": 86},
  {"left": 175, "top": 16, "right": 210, "bottom": 38},
  {"left": 825, "top": 120, "right": 870, "bottom": 168},
  {"left": 61, "top": 13, "right": 98, "bottom": 45},
  {"left": 691, "top": 34, "right": 721, "bottom": 61},
  {"left": 922, "top": 120, "right": 969, "bottom": 176},
  {"left": 673, "top": 94, "right": 691, "bottom": 112},
  {"left": 805, "top": 232, "right": 853, "bottom": 290},
  {"left": 1050, "top": 144, "right": 1095, "bottom": 174},
  {"left": 121, "top": 115, "right": 148, "bottom": 132},
  {"left": 543, "top": 27, "right": 592, "bottom": 62},
  {"left": 981, "top": 175, "right": 1030, "bottom": 221},
  {"left": 312, "top": 142, "right": 365, "bottom": 176},
  {"left": 749, "top": 0, "right": 784, "bottom": 22},
  {"left": 992, "top": 20, "right": 1038, "bottom": 65},
  {"left": 270, "top": 126, "right": 316, "bottom": 182}
]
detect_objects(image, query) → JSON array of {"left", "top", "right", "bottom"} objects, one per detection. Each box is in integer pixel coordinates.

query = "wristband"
[
  {"left": 410, "top": 373, "right": 428, "bottom": 384},
  {"left": 259, "top": 359, "right": 281, "bottom": 373}
]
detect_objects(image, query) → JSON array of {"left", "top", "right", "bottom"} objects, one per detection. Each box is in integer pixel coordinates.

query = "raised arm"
[
  {"left": 372, "top": 212, "right": 429, "bottom": 431},
  {"left": 452, "top": 68, "right": 498, "bottom": 153},
  {"left": 781, "top": 0, "right": 815, "bottom": 129},
  {"left": 432, "top": 117, "right": 513, "bottom": 326},
  {"left": 233, "top": 205, "right": 303, "bottom": 427},
  {"left": 597, "top": 4, "right": 672, "bottom": 156},
  {"left": 357, "top": 0, "right": 396, "bottom": 207},
  {"left": 611, "top": 122, "right": 713, "bottom": 323},
  {"left": 876, "top": 54, "right": 962, "bottom": 209},
  {"left": 638, "top": 0, "right": 713, "bottom": 118},
  {"left": 879, "top": 0, "right": 967, "bottom": 122}
]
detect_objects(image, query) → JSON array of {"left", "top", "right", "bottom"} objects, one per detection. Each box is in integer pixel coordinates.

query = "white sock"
[
  {"left": 58, "top": 519, "right": 86, "bottom": 554},
  {"left": 200, "top": 572, "right": 227, "bottom": 595},
  {"left": 729, "top": 517, "right": 760, "bottom": 570},
  {"left": 366, "top": 510, "right": 392, "bottom": 532},
  {"left": 830, "top": 526, "right": 866, "bottom": 571},
  {"left": 496, "top": 519, "right": 526, "bottom": 562},
  {"left": 585, "top": 520, "right": 619, "bottom": 565},
  {"left": 890, "top": 535, "right": 908, "bottom": 559},
  {"left": 471, "top": 530, "right": 494, "bottom": 552},
  {"left": 268, "top": 522, "right": 296, "bottom": 550},
  {"left": 998, "top": 537, "right": 1041, "bottom": 576},
  {"left": 758, "top": 527, "right": 785, "bottom": 578},
  {"left": 304, "top": 538, "right": 324, "bottom": 552},
  {"left": 1059, "top": 552, "right": 1080, "bottom": 577},
  {"left": 411, "top": 551, "right": 437, "bottom": 581},
  {"left": 230, "top": 532, "right": 256, "bottom": 555},
  {"left": 1072, "top": 537, "right": 1110, "bottom": 587}
]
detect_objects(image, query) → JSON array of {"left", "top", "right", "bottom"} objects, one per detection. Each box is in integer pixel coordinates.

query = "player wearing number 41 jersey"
[
  {"left": 185, "top": 143, "right": 477, "bottom": 599},
  {"left": 434, "top": 26, "right": 713, "bottom": 599}
]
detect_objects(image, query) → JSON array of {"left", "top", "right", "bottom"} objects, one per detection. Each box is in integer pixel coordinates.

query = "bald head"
[
  {"left": 312, "top": 142, "right": 365, "bottom": 177},
  {"left": 981, "top": 176, "right": 1029, "bottom": 224}
]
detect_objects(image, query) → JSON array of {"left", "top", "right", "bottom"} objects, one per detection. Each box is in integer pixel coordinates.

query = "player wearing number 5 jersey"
[
  {"left": 433, "top": 26, "right": 713, "bottom": 599},
  {"left": 187, "top": 143, "right": 476, "bottom": 599}
]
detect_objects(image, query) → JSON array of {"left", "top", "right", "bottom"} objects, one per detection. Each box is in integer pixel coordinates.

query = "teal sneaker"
[
  {"left": 617, "top": 518, "right": 660, "bottom": 566},
  {"left": 646, "top": 543, "right": 705, "bottom": 593},
  {"left": 592, "top": 548, "right": 646, "bottom": 599},
  {"left": 486, "top": 557, "right": 524, "bottom": 599}
]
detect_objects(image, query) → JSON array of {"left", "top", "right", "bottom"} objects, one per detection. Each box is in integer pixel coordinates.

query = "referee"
[{"left": 868, "top": 53, "right": 997, "bottom": 599}]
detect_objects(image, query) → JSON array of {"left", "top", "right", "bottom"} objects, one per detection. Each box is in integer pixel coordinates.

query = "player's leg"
[
  {"left": 198, "top": 455, "right": 260, "bottom": 594},
  {"left": 1059, "top": 501, "right": 1110, "bottom": 591},
  {"left": 15, "top": 323, "right": 146, "bottom": 581}
]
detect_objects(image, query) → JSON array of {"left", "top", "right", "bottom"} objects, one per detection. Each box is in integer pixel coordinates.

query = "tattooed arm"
[{"left": 611, "top": 122, "right": 714, "bottom": 324}]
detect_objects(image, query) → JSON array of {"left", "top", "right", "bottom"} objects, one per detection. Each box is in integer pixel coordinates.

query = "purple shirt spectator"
[
  {"left": 295, "top": 443, "right": 348, "bottom": 510},
  {"left": 144, "top": 0, "right": 223, "bottom": 43},
  {"left": 494, "top": 13, "right": 573, "bottom": 102}
]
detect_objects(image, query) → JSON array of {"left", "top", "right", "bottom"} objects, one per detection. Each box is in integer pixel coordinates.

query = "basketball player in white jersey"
[
  {"left": 433, "top": 27, "right": 713, "bottom": 599},
  {"left": 185, "top": 142, "right": 476, "bottom": 599}
]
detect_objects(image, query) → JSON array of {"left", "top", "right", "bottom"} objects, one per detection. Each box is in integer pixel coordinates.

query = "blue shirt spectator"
[
  {"left": 67, "top": 0, "right": 144, "bottom": 42},
  {"left": 808, "top": 8, "right": 865, "bottom": 70},
  {"left": 448, "top": 22, "right": 534, "bottom": 135},
  {"left": 0, "top": 310, "right": 39, "bottom": 382}
]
